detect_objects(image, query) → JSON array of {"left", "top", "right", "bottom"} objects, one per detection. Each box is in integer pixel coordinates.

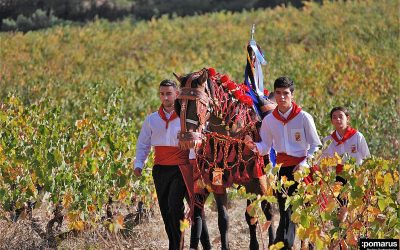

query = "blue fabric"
[
  {"left": 244, "top": 43, "right": 276, "bottom": 167},
  {"left": 270, "top": 148, "right": 276, "bottom": 167}
]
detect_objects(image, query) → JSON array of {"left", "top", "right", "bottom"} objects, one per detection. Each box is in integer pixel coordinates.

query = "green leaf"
[{"left": 300, "top": 213, "right": 310, "bottom": 228}]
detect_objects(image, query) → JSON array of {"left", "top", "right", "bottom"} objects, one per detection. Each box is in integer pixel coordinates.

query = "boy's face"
[
  {"left": 159, "top": 86, "right": 178, "bottom": 109},
  {"left": 274, "top": 87, "right": 293, "bottom": 111},
  {"left": 331, "top": 110, "right": 349, "bottom": 130}
]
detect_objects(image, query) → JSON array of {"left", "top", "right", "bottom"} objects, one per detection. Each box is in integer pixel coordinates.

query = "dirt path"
[
  {"left": 133, "top": 197, "right": 280, "bottom": 250},
  {"left": 1, "top": 198, "right": 290, "bottom": 250}
]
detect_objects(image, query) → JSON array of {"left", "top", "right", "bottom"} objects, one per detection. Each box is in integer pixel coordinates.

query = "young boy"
[
  {"left": 323, "top": 106, "right": 370, "bottom": 170},
  {"left": 244, "top": 76, "right": 321, "bottom": 249}
]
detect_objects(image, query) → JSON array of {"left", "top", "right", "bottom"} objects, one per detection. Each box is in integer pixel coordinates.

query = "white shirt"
[
  {"left": 323, "top": 130, "right": 370, "bottom": 165},
  {"left": 134, "top": 110, "right": 181, "bottom": 169},
  {"left": 255, "top": 108, "right": 321, "bottom": 166}
]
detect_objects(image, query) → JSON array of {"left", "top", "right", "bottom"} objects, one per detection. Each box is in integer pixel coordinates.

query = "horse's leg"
[
  {"left": 244, "top": 175, "right": 276, "bottom": 249},
  {"left": 199, "top": 209, "right": 211, "bottom": 250},
  {"left": 261, "top": 200, "right": 275, "bottom": 246},
  {"left": 190, "top": 190, "right": 212, "bottom": 250},
  {"left": 214, "top": 192, "right": 229, "bottom": 250},
  {"left": 245, "top": 198, "right": 259, "bottom": 250},
  {"left": 245, "top": 199, "right": 275, "bottom": 249},
  {"left": 190, "top": 203, "right": 211, "bottom": 250}
]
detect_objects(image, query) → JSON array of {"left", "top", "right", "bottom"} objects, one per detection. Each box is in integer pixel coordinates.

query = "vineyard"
[{"left": 0, "top": 0, "right": 399, "bottom": 249}]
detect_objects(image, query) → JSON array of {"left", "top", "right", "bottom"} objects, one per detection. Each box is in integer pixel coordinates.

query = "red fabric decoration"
[
  {"left": 227, "top": 81, "right": 236, "bottom": 90},
  {"left": 336, "top": 164, "right": 344, "bottom": 174},
  {"left": 158, "top": 105, "right": 178, "bottom": 129},
  {"left": 331, "top": 127, "right": 357, "bottom": 146},
  {"left": 208, "top": 67, "right": 216, "bottom": 77},
  {"left": 240, "top": 84, "right": 250, "bottom": 92},
  {"left": 264, "top": 89, "right": 269, "bottom": 96},
  {"left": 234, "top": 90, "right": 243, "bottom": 99},
  {"left": 240, "top": 96, "right": 253, "bottom": 106},
  {"left": 272, "top": 102, "right": 302, "bottom": 125},
  {"left": 220, "top": 74, "right": 230, "bottom": 83}
]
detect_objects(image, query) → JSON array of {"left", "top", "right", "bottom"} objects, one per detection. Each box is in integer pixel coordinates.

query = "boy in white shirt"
[
  {"left": 134, "top": 79, "right": 192, "bottom": 250},
  {"left": 244, "top": 76, "right": 321, "bottom": 249}
]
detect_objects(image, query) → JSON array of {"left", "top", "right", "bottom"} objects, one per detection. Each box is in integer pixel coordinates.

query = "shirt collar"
[
  {"left": 335, "top": 130, "right": 343, "bottom": 140},
  {"left": 278, "top": 105, "right": 293, "bottom": 119},
  {"left": 163, "top": 108, "right": 173, "bottom": 119}
]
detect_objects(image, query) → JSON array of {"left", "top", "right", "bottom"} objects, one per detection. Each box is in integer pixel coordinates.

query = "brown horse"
[{"left": 174, "top": 68, "right": 276, "bottom": 249}]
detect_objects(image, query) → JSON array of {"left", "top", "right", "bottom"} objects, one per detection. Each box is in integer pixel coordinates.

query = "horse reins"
[{"left": 177, "top": 69, "right": 213, "bottom": 146}]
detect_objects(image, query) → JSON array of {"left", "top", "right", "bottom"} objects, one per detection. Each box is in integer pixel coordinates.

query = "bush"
[
  {"left": 1, "top": 18, "right": 17, "bottom": 31},
  {"left": 2, "top": 9, "right": 61, "bottom": 32}
]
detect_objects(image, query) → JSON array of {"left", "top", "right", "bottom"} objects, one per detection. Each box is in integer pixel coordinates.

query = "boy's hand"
[
  {"left": 134, "top": 168, "right": 142, "bottom": 177},
  {"left": 243, "top": 135, "right": 256, "bottom": 151}
]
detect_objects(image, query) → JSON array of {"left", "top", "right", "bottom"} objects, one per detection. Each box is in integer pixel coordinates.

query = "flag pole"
[{"left": 250, "top": 24, "right": 256, "bottom": 45}]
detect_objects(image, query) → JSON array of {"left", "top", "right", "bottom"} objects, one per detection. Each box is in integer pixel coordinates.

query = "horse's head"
[{"left": 174, "top": 68, "right": 214, "bottom": 150}]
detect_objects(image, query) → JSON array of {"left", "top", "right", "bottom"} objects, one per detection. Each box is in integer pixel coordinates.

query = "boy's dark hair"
[
  {"left": 330, "top": 106, "right": 350, "bottom": 119},
  {"left": 159, "top": 79, "right": 177, "bottom": 89},
  {"left": 274, "top": 76, "right": 294, "bottom": 93}
]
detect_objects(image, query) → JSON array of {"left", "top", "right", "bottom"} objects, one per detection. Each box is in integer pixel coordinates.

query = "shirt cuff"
[
  {"left": 134, "top": 162, "right": 144, "bottom": 170},
  {"left": 299, "top": 158, "right": 310, "bottom": 168}
]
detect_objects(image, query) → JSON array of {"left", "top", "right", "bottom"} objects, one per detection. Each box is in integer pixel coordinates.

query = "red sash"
[
  {"left": 154, "top": 146, "right": 189, "bottom": 166},
  {"left": 276, "top": 152, "right": 306, "bottom": 167},
  {"left": 272, "top": 102, "right": 302, "bottom": 125},
  {"left": 158, "top": 105, "right": 178, "bottom": 129},
  {"left": 154, "top": 147, "right": 193, "bottom": 214},
  {"left": 331, "top": 127, "right": 357, "bottom": 146}
]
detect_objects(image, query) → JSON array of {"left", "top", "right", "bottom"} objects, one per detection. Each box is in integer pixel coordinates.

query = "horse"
[{"left": 174, "top": 68, "right": 276, "bottom": 250}]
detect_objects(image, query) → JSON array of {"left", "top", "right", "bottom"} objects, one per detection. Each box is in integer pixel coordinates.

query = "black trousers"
[
  {"left": 275, "top": 165, "right": 298, "bottom": 249},
  {"left": 153, "top": 165, "right": 187, "bottom": 250}
]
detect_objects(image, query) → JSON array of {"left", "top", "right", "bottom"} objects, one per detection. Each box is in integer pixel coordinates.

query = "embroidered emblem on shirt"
[
  {"left": 351, "top": 144, "right": 357, "bottom": 153},
  {"left": 295, "top": 132, "right": 301, "bottom": 142}
]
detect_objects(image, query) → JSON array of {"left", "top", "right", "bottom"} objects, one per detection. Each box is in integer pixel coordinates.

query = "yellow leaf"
[
  {"left": 297, "top": 225, "right": 307, "bottom": 239},
  {"left": 62, "top": 191, "right": 73, "bottom": 208},
  {"left": 118, "top": 189, "right": 128, "bottom": 201},
  {"left": 116, "top": 214, "right": 124, "bottom": 228},
  {"left": 333, "top": 182, "right": 343, "bottom": 197},
  {"left": 375, "top": 171, "right": 384, "bottom": 186},
  {"left": 75, "top": 118, "right": 90, "bottom": 130},
  {"left": 383, "top": 173, "right": 394, "bottom": 193},
  {"left": 246, "top": 203, "right": 256, "bottom": 217},
  {"left": 238, "top": 186, "right": 246, "bottom": 196},
  {"left": 180, "top": 218, "right": 190, "bottom": 232},
  {"left": 334, "top": 152, "right": 342, "bottom": 164},
  {"left": 393, "top": 170, "right": 399, "bottom": 182},
  {"left": 343, "top": 164, "right": 352, "bottom": 172},
  {"left": 152, "top": 191, "right": 157, "bottom": 201},
  {"left": 367, "top": 205, "right": 380, "bottom": 216},
  {"left": 269, "top": 241, "right": 285, "bottom": 250},
  {"left": 325, "top": 198, "right": 336, "bottom": 213},
  {"left": 72, "top": 220, "right": 85, "bottom": 231},
  {"left": 291, "top": 212, "right": 301, "bottom": 223},
  {"left": 87, "top": 204, "right": 96, "bottom": 213}
]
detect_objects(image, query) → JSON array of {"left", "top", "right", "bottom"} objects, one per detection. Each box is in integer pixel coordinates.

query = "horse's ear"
[
  {"left": 173, "top": 72, "right": 182, "bottom": 83},
  {"left": 198, "top": 68, "right": 209, "bottom": 84}
]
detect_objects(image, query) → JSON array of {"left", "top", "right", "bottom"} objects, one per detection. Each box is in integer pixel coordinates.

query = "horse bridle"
[{"left": 176, "top": 69, "right": 213, "bottom": 148}]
